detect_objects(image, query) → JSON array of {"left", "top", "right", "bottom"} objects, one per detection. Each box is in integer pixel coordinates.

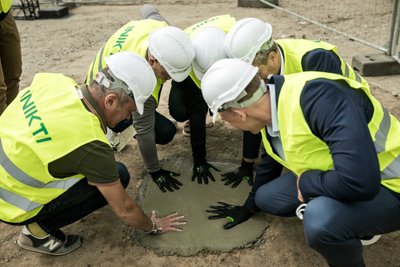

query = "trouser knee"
[
  {"left": 254, "top": 190, "right": 297, "bottom": 216},
  {"left": 169, "top": 107, "right": 187, "bottom": 122},
  {"left": 303, "top": 198, "right": 336, "bottom": 249},
  {"left": 156, "top": 130, "right": 175, "bottom": 144},
  {"left": 255, "top": 193, "right": 279, "bottom": 215},
  {"left": 155, "top": 122, "right": 176, "bottom": 145}
]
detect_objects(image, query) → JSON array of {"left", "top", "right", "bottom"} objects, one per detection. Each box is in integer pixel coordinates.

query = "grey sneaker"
[
  {"left": 140, "top": 4, "right": 170, "bottom": 24},
  {"left": 17, "top": 226, "right": 81, "bottom": 255},
  {"left": 106, "top": 126, "right": 136, "bottom": 152}
]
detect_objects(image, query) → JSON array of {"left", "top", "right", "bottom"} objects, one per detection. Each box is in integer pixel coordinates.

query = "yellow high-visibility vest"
[
  {"left": 0, "top": 73, "right": 108, "bottom": 223},
  {"left": 185, "top": 14, "right": 236, "bottom": 88},
  {"left": 261, "top": 71, "right": 400, "bottom": 193},
  {"left": 277, "top": 39, "right": 368, "bottom": 86},
  {"left": 0, "top": 0, "right": 12, "bottom": 13},
  {"left": 86, "top": 19, "right": 168, "bottom": 104}
]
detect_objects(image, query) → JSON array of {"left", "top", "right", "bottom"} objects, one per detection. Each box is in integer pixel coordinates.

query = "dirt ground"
[{"left": 1, "top": 1, "right": 400, "bottom": 266}]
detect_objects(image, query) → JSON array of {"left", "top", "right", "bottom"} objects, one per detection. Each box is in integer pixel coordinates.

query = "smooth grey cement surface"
[{"left": 137, "top": 156, "right": 269, "bottom": 256}]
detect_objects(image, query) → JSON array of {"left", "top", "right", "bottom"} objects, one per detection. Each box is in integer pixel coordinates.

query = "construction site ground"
[{"left": 1, "top": 1, "right": 400, "bottom": 266}]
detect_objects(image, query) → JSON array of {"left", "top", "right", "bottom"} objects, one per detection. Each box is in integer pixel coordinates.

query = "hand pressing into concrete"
[
  {"left": 206, "top": 202, "right": 253, "bottom": 229},
  {"left": 148, "top": 211, "right": 187, "bottom": 234}
]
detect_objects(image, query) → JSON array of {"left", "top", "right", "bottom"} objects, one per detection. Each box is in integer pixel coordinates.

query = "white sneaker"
[
  {"left": 116, "top": 125, "right": 136, "bottom": 151},
  {"left": 106, "top": 126, "right": 136, "bottom": 152},
  {"left": 360, "top": 235, "right": 381, "bottom": 246},
  {"left": 295, "top": 203, "right": 307, "bottom": 220},
  {"left": 106, "top": 128, "right": 118, "bottom": 150},
  {"left": 182, "top": 120, "right": 190, "bottom": 137}
]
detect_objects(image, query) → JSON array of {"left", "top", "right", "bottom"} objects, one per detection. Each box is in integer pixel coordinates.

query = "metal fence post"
[{"left": 388, "top": 0, "right": 399, "bottom": 56}]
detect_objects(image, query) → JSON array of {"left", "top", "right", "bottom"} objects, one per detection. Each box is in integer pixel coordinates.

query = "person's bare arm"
[{"left": 96, "top": 181, "right": 186, "bottom": 233}]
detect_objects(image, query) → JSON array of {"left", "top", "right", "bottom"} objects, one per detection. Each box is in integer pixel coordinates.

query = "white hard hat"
[
  {"left": 149, "top": 26, "right": 195, "bottom": 82},
  {"left": 225, "top": 18, "right": 273, "bottom": 63},
  {"left": 192, "top": 26, "right": 227, "bottom": 81},
  {"left": 202, "top": 58, "right": 260, "bottom": 122},
  {"left": 99, "top": 51, "right": 156, "bottom": 115}
]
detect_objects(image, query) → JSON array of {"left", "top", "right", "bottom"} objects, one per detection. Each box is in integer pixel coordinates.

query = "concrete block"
[
  {"left": 352, "top": 53, "right": 400, "bottom": 77},
  {"left": 39, "top": 5, "right": 69, "bottom": 19},
  {"left": 238, "top": 0, "right": 278, "bottom": 8}
]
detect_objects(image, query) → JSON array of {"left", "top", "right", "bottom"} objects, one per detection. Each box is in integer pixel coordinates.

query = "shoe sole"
[
  {"left": 360, "top": 235, "right": 381, "bottom": 246},
  {"left": 182, "top": 120, "right": 190, "bottom": 136},
  {"left": 182, "top": 128, "right": 190, "bottom": 137},
  {"left": 17, "top": 237, "right": 82, "bottom": 256},
  {"left": 182, "top": 122, "right": 212, "bottom": 136}
]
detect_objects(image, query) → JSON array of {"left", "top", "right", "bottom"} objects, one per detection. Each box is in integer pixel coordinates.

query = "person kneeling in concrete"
[
  {"left": 202, "top": 58, "right": 400, "bottom": 267},
  {"left": 0, "top": 52, "right": 186, "bottom": 256}
]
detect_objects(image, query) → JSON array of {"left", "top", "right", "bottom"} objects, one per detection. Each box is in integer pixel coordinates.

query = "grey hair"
[
  {"left": 253, "top": 41, "right": 278, "bottom": 65},
  {"left": 90, "top": 68, "right": 131, "bottom": 105}
]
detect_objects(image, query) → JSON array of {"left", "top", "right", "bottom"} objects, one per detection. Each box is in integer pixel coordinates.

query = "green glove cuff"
[{"left": 226, "top": 216, "right": 235, "bottom": 223}]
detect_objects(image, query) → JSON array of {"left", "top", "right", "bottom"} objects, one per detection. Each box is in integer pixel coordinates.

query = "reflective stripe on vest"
[
  {"left": 0, "top": 188, "right": 41, "bottom": 212},
  {"left": 0, "top": 139, "right": 80, "bottom": 193},
  {"left": 262, "top": 106, "right": 395, "bottom": 174},
  {"left": 382, "top": 155, "right": 400, "bottom": 179},
  {"left": 370, "top": 105, "right": 400, "bottom": 181},
  {"left": 88, "top": 45, "right": 106, "bottom": 83},
  {"left": 374, "top": 107, "right": 390, "bottom": 153},
  {"left": 262, "top": 71, "right": 400, "bottom": 193},
  {"left": 0, "top": 73, "right": 109, "bottom": 223}
]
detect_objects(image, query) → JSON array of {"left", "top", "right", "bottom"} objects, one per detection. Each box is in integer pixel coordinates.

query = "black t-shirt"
[
  {"left": 47, "top": 84, "right": 119, "bottom": 185},
  {"left": 48, "top": 140, "right": 118, "bottom": 185}
]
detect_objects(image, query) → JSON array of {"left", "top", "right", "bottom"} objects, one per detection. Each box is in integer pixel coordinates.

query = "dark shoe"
[{"left": 17, "top": 226, "right": 81, "bottom": 255}]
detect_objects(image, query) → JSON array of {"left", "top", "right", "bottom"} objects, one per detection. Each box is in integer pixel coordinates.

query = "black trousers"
[
  {"left": 169, "top": 77, "right": 209, "bottom": 161},
  {"left": 111, "top": 111, "right": 176, "bottom": 145},
  {"left": 5, "top": 162, "right": 130, "bottom": 232}
]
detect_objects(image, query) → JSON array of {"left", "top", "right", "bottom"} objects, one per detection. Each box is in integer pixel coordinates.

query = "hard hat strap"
[
  {"left": 95, "top": 71, "right": 134, "bottom": 101},
  {"left": 260, "top": 39, "right": 273, "bottom": 51},
  {"left": 219, "top": 80, "right": 268, "bottom": 111}
]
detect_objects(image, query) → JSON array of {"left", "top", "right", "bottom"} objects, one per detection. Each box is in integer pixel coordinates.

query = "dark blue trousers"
[{"left": 254, "top": 157, "right": 400, "bottom": 267}]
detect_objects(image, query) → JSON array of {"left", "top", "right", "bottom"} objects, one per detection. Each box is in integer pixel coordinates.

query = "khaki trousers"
[{"left": 0, "top": 12, "right": 21, "bottom": 115}]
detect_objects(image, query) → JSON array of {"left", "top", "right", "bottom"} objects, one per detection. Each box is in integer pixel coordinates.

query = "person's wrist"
[
  {"left": 144, "top": 219, "right": 155, "bottom": 233},
  {"left": 242, "top": 205, "right": 254, "bottom": 217},
  {"left": 144, "top": 219, "right": 162, "bottom": 234},
  {"left": 150, "top": 169, "right": 163, "bottom": 179},
  {"left": 241, "top": 159, "right": 254, "bottom": 170}
]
